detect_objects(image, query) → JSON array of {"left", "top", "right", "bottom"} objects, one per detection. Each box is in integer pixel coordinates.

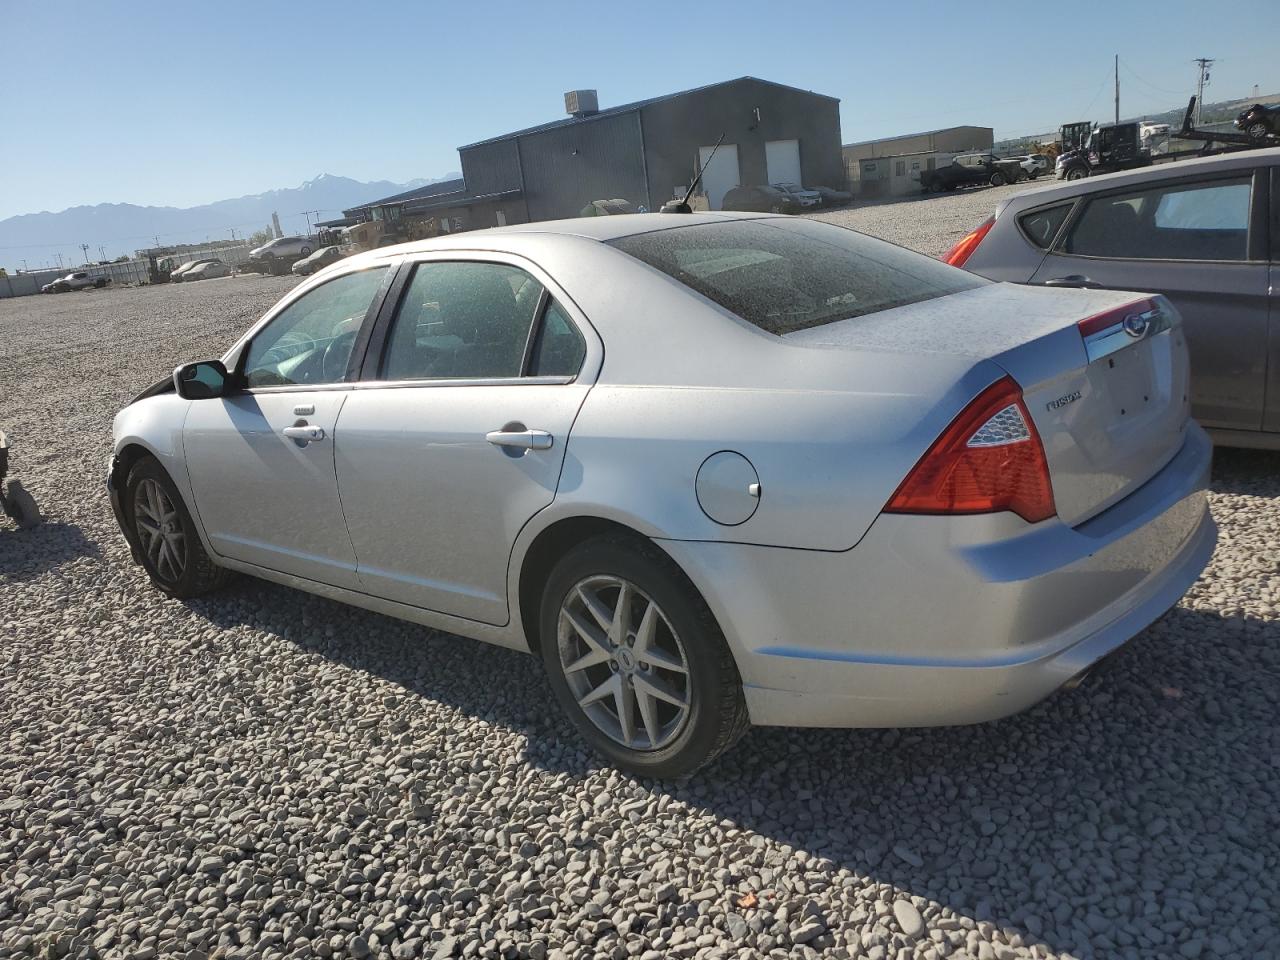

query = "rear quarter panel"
[{"left": 554, "top": 358, "right": 1004, "bottom": 551}]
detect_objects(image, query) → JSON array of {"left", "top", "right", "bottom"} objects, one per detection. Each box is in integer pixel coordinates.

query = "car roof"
[
  {"left": 376, "top": 211, "right": 776, "bottom": 250},
  {"left": 999, "top": 147, "right": 1280, "bottom": 214},
  {"left": 332, "top": 211, "right": 784, "bottom": 272}
]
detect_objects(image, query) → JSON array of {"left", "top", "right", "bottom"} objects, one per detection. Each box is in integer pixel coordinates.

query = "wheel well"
[
  {"left": 115, "top": 443, "right": 155, "bottom": 485},
  {"left": 518, "top": 516, "right": 650, "bottom": 655}
]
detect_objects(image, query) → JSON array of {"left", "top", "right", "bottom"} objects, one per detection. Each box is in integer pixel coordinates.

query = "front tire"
[
  {"left": 989, "top": 172, "right": 1007, "bottom": 186},
  {"left": 539, "top": 536, "right": 748, "bottom": 777},
  {"left": 1065, "top": 166, "right": 1089, "bottom": 181},
  {"left": 126, "top": 457, "right": 229, "bottom": 598},
  {"left": 1247, "top": 121, "right": 1269, "bottom": 141}
]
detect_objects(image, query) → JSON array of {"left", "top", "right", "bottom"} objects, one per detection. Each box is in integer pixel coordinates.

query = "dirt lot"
[{"left": 2, "top": 203, "right": 1278, "bottom": 960}]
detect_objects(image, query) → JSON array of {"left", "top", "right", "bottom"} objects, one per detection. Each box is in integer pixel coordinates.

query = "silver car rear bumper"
[{"left": 660, "top": 423, "right": 1216, "bottom": 728}]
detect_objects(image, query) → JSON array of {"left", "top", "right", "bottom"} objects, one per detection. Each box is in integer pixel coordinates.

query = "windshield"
[{"left": 609, "top": 219, "right": 985, "bottom": 336}]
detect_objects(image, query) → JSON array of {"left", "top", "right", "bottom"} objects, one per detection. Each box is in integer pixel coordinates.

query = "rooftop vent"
[{"left": 564, "top": 90, "right": 599, "bottom": 118}]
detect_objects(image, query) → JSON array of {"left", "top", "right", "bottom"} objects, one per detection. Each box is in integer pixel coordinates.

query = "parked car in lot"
[
  {"left": 41, "top": 271, "right": 109, "bottom": 293},
  {"left": 1009, "top": 155, "right": 1050, "bottom": 179},
  {"left": 249, "top": 236, "right": 314, "bottom": 261},
  {"left": 1234, "top": 103, "right": 1280, "bottom": 141},
  {"left": 811, "top": 185, "right": 853, "bottom": 207},
  {"left": 721, "top": 184, "right": 802, "bottom": 213},
  {"left": 920, "top": 154, "right": 1022, "bottom": 192},
  {"left": 945, "top": 148, "right": 1280, "bottom": 449},
  {"left": 170, "top": 258, "right": 222, "bottom": 282},
  {"left": 770, "top": 182, "right": 822, "bottom": 208},
  {"left": 292, "top": 246, "right": 346, "bottom": 276},
  {"left": 182, "top": 260, "right": 233, "bottom": 282},
  {"left": 110, "top": 212, "right": 1215, "bottom": 776}
]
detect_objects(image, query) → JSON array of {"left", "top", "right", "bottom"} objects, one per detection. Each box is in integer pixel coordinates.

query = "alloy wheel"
[
  {"left": 557, "top": 575, "right": 692, "bottom": 751},
  {"left": 133, "top": 478, "right": 187, "bottom": 583}
]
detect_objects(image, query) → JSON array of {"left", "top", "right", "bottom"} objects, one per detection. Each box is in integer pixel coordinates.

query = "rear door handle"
[
  {"left": 1043, "top": 274, "right": 1103, "bottom": 289},
  {"left": 486, "top": 429, "right": 553, "bottom": 451},
  {"left": 283, "top": 424, "right": 326, "bottom": 443}
]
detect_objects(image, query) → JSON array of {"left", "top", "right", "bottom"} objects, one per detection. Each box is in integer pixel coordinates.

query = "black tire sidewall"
[
  {"left": 126, "top": 457, "right": 207, "bottom": 598},
  {"left": 539, "top": 538, "right": 741, "bottom": 778}
]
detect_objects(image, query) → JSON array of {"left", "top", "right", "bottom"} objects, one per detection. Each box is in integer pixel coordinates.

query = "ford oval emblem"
[{"left": 1122, "top": 313, "right": 1149, "bottom": 338}]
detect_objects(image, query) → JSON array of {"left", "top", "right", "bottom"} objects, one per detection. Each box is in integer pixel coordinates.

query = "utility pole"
[
  {"left": 1114, "top": 54, "right": 1120, "bottom": 126},
  {"left": 56, "top": 253, "right": 64, "bottom": 269},
  {"left": 1193, "top": 58, "right": 1214, "bottom": 126},
  {"left": 80, "top": 243, "right": 90, "bottom": 265},
  {"left": 229, "top": 227, "right": 236, "bottom": 242}
]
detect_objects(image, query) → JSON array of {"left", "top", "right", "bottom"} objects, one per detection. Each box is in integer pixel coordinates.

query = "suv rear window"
[{"left": 609, "top": 219, "right": 985, "bottom": 336}]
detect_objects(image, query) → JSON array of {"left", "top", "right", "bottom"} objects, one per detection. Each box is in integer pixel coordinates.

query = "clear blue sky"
[{"left": 1, "top": 0, "right": 1275, "bottom": 221}]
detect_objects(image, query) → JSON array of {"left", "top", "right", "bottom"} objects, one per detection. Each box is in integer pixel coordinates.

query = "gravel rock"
[
  {"left": 893, "top": 899, "right": 924, "bottom": 938},
  {"left": 1, "top": 213, "right": 1277, "bottom": 960}
]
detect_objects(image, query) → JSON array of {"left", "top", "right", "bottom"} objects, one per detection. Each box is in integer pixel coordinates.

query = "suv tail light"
[
  {"left": 941, "top": 216, "right": 995, "bottom": 267},
  {"left": 885, "top": 376, "right": 1055, "bottom": 523}
]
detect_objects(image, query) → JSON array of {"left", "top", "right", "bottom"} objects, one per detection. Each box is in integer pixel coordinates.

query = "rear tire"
[
  {"left": 299, "top": 246, "right": 312, "bottom": 256},
  {"left": 126, "top": 457, "right": 230, "bottom": 599},
  {"left": 539, "top": 535, "right": 748, "bottom": 778},
  {"left": 989, "top": 172, "right": 1007, "bottom": 186}
]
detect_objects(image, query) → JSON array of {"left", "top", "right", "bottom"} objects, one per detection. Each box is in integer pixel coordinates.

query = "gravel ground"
[{"left": 2, "top": 205, "right": 1279, "bottom": 960}]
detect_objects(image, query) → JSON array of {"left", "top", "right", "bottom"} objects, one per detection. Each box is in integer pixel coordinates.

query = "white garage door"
[
  {"left": 698, "top": 144, "right": 740, "bottom": 211},
  {"left": 766, "top": 139, "right": 802, "bottom": 186}
]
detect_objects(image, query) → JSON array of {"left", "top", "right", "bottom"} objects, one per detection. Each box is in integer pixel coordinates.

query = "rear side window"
[
  {"left": 1019, "top": 203, "right": 1072, "bottom": 249},
  {"left": 528, "top": 301, "right": 586, "bottom": 377},
  {"left": 609, "top": 219, "right": 985, "bottom": 336},
  {"left": 1064, "top": 176, "right": 1251, "bottom": 261}
]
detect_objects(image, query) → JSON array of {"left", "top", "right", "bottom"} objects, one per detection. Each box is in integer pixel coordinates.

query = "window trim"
[
  {"left": 1049, "top": 167, "right": 1266, "bottom": 265},
  {"left": 356, "top": 249, "right": 602, "bottom": 388}
]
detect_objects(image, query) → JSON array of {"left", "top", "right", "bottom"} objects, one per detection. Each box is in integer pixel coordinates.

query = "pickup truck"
[
  {"left": 41, "top": 271, "right": 110, "bottom": 293},
  {"left": 919, "top": 153, "right": 1024, "bottom": 192}
]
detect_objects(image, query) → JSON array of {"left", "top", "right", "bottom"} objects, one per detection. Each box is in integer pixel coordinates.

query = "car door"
[
  {"left": 183, "top": 263, "right": 394, "bottom": 586},
  {"left": 334, "top": 255, "right": 600, "bottom": 625},
  {"left": 1030, "top": 168, "right": 1270, "bottom": 432}
]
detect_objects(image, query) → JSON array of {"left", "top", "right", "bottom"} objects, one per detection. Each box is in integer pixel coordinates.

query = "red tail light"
[
  {"left": 941, "top": 216, "right": 995, "bottom": 267},
  {"left": 885, "top": 376, "right": 1056, "bottom": 523}
]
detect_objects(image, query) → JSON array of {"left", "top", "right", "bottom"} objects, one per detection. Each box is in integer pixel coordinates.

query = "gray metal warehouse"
[{"left": 452, "top": 77, "right": 843, "bottom": 224}]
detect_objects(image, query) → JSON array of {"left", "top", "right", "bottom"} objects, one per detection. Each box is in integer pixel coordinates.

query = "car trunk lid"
[{"left": 785, "top": 282, "right": 1190, "bottom": 527}]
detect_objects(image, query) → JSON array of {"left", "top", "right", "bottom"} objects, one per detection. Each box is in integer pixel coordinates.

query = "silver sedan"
[{"left": 108, "top": 212, "right": 1216, "bottom": 776}]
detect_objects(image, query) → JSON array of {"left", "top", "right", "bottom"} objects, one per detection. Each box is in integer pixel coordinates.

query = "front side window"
[
  {"left": 1064, "top": 177, "right": 1251, "bottom": 261},
  {"left": 242, "top": 266, "right": 388, "bottom": 387},
  {"left": 609, "top": 218, "right": 985, "bottom": 336},
  {"left": 381, "top": 262, "right": 544, "bottom": 381}
]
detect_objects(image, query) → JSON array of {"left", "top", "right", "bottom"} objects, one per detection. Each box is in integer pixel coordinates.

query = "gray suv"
[{"left": 946, "top": 148, "right": 1280, "bottom": 449}]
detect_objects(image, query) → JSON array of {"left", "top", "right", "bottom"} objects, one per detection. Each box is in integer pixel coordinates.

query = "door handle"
[
  {"left": 1043, "top": 274, "right": 1103, "bottom": 289},
  {"left": 486, "top": 429, "right": 553, "bottom": 451},
  {"left": 283, "top": 424, "right": 326, "bottom": 443}
]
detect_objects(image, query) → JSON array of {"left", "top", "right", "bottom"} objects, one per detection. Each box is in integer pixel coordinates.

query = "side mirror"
[{"left": 173, "top": 360, "right": 230, "bottom": 400}]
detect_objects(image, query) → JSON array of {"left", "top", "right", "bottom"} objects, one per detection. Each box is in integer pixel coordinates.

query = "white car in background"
[
  {"left": 170, "top": 258, "right": 221, "bottom": 282},
  {"left": 182, "top": 261, "right": 233, "bottom": 282},
  {"left": 249, "top": 236, "right": 315, "bottom": 261},
  {"left": 41, "top": 271, "right": 109, "bottom": 293}
]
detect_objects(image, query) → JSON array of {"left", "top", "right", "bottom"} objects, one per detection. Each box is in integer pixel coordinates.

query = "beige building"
[{"left": 843, "top": 125, "right": 994, "bottom": 199}]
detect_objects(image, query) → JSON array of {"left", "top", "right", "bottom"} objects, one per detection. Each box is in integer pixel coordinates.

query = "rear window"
[{"left": 609, "top": 219, "right": 985, "bottom": 336}]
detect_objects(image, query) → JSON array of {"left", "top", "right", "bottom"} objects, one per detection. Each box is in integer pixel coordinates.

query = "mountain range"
[{"left": 0, "top": 173, "right": 460, "bottom": 272}]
